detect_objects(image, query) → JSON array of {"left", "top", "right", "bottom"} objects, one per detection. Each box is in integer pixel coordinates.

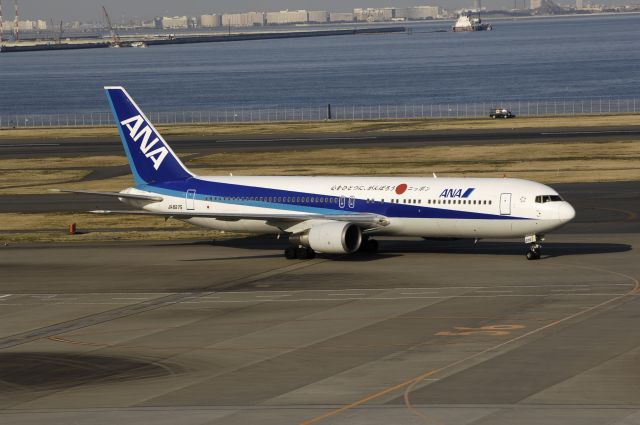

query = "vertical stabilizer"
[{"left": 105, "top": 86, "right": 193, "bottom": 185}]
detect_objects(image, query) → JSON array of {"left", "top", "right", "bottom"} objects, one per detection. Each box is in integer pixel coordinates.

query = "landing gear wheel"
[
  {"left": 526, "top": 248, "right": 541, "bottom": 260},
  {"left": 296, "top": 247, "right": 315, "bottom": 260},
  {"left": 284, "top": 246, "right": 297, "bottom": 260},
  {"left": 358, "top": 237, "right": 379, "bottom": 254},
  {"left": 364, "top": 239, "right": 379, "bottom": 253}
]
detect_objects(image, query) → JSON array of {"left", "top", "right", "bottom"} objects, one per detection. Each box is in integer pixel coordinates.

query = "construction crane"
[
  {"left": 101, "top": 5, "right": 121, "bottom": 47},
  {"left": 48, "top": 19, "right": 63, "bottom": 43},
  {"left": 56, "top": 20, "right": 63, "bottom": 43}
]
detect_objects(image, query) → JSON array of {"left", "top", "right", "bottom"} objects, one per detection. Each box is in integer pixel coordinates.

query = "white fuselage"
[{"left": 123, "top": 176, "right": 576, "bottom": 239}]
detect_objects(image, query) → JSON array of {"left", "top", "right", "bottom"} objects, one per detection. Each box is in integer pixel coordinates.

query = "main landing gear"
[
  {"left": 284, "top": 237, "right": 379, "bottom": 260},
  {"left": 284, "top": 246, "right": 316, "bottom": 260},
  {"left": 358, "top": 237, "right": 379, "bottom": 254},
  {"left": 525, "top": 234, "right": 544, "bottom": 260}
]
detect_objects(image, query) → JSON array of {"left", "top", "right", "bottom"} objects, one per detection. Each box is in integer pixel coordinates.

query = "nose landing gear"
[
  {"left": 526, "top": 246, "right": 541, "bottom": 260},
  {"left": 525, "top": 234, "right": 544, "bottom": 260}
]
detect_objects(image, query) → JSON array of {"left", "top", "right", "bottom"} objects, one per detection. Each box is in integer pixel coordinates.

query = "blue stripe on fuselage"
[{"left": 140, "top": 178, "right": 530, "bottom": 221}]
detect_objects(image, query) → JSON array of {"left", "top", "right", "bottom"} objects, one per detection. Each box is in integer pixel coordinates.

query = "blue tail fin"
[{"left": 105, "top": 86, "right": 193, "bottom": 185}]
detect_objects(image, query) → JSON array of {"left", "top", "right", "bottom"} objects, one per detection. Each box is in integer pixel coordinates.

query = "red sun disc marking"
[{"left": 395, "top": 184, "right": 408, "bottom": 195}]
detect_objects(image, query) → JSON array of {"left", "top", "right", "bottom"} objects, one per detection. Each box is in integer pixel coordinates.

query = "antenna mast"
[{"left": 13, "top": 0, "right": 18, "bottom": 41}]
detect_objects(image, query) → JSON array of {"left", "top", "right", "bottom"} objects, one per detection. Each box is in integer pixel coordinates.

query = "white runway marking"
[
  {"left": 112, "top": 297, "right": 151, "bottom": 300},
  {"left": 256, "top": 294, "right": 290, "bottom": 298},
  {"left": 474, "top": 290, "right": 514, "bottom": 293},
  {"left": 0, "top": 284, "right": 631, "bottom": 307}
]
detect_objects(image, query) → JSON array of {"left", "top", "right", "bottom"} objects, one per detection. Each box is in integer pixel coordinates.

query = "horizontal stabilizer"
[
  {"left": 50, "top": 189, "right": 163, "bottom": 202},
  {"left": 90, "top": 210, "right": 390, "bottom": 227}
]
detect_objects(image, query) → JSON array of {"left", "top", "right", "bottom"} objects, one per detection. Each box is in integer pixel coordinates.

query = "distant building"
[
  {"left": 329, "top": 12, "right": 354, "bottom": 22},
  {"left": 222, "top": 12, "right": 265, "bottom": 27},
  {"left": 354, "top": 8, "right": 396, "bottom": 22},
  {"left": 576, "top": 0, "right": 583, "bottom": 9},
  {"left": 266, "top": 10, "right": 309, "bottom": 25},
  {"left": 36, "top": 20, "right": 48, "bottom": 30},
  {"left": 396, "top": 6, "right": 440, "bottom": 20},
  {"left": 200, "top": 14, "right": 222, "bottom": 28},
  {"left": 162, "top": 16, "right": 189, "bottom": 29},
  {"left": 307, "top": 11, "right": 329, "bottom": 23},
  {"left": 530, "top": 0, "right": 565, "bottom": 13}
]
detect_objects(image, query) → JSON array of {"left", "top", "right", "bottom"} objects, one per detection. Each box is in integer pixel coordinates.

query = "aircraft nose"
[{"left": 558, "top": 202, "right": 576, "bottom": 222}]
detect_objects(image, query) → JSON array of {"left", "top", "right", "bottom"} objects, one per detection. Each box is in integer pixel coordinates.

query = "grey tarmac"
[
  {"left": 0, "top": 222, "right": 638, "bottom": 424},
  {"left": 1, "top": 126, "right": 639, "bottom": 425}
]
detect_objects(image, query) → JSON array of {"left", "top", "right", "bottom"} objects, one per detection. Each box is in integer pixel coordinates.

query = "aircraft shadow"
[
  {"left": 164, "top": 236, "right": 631, "bottom": 261},
  {"left": 372, "top": 240, "right": 632, "bottom": 259}
]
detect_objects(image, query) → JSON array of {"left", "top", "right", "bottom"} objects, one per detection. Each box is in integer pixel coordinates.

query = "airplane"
[{"left": 56, "top": 86, "right": 576, "bottom": 261}]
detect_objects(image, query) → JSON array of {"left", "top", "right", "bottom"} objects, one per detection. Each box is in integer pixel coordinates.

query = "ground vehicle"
[{"left": 490, "top": 108, "right": 515, "bottom": 119}]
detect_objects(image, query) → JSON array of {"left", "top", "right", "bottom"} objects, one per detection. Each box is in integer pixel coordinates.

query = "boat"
[
  {"left": 452, "top": 14, "right": 492, "bottom": 32},
  {"left": 131, "top": 41, "right": 147, "bottom": 48}
]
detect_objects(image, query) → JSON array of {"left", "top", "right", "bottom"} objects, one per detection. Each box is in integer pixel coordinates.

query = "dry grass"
[
  {"left": 3, "top": 140, "right": 638, "bottom": 197},
  {"left": 0, "top": 213, "right": 243, "bottom": 243},
  {"left": 0, "top": 156, "right": 127, "bottom": 170},
  {"left": 0, "top": 170, "right": 91, "bottom": 191},
  {"left": 189, "top": 140, "right": 640, "bottom": 183},
  {"left": 3, "top": 135, "right": 638, "bottom": 243},
  {"left": 0, "top": 175, "right": 134, "bottom": 195},
  {"left": 0, "top": 212, "right": 190, "bottom": 231},
  {"left": 1, "top": 114, "right": 639, "bottom": 140},
  {"left": 0, "top": 229, "right": 239, "bottom": 244}
]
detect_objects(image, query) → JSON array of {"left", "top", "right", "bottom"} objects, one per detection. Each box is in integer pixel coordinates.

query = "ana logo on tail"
[{"left": 120, "top": 115, "right": 168, "bottom": 170}]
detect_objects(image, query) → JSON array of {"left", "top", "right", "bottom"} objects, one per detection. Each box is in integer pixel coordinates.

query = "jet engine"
[{"left": 290, "top": 222, "right": 362, "bottom": 254}]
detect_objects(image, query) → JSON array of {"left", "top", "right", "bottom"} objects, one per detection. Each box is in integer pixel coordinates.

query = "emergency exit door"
[{"left": 186, "top": 189, "right": 196, "bottom": 210}]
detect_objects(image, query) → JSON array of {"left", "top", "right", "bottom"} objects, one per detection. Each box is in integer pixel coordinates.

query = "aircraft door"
[
  {"left": 186, "top": 189, "right": 196, "bottom": 211},
  {"left": 339, "top": 195, "right": 346, "bottom": 209},
  {"left": 500, "top": 193, "right": 512, "bottom": 215},
  {"left": 348, "top": 196, "right": 356, "bottom": 209}
]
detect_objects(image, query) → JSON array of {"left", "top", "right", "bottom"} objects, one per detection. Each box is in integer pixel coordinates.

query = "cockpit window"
[{"left": 535, "top": 195, "right": 563, "bottom": 203}]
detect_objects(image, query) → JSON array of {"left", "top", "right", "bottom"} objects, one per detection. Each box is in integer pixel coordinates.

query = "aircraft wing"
[
  {"left": 90, "top": 209, "right": 390, "bottom": 228},
  {"left": 50, "top": 189, "right": 163, "bottom": 202}
]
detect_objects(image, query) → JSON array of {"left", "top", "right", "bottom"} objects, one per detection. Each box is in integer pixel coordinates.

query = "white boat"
[{"left": 452, "top": 14, "right": 492, "bottom": 32}]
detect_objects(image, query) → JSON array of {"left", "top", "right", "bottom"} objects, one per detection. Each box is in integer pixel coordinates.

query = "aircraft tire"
[
  {"left": 284, "top": 246, "right": 297, "bottom": 260},
  {"left": 526, "top": 250, "right": 540, "bottom": 260},
  {"left": 296, "top": 247, "right": 311, "bottom": 260},
  {"left": 365, "top": 239, "right": 379, "bottom": 253}
]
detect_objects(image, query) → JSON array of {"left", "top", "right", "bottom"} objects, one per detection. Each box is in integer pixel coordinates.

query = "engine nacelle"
[{"left": 291, "top": 222, "right": 362, "bottom": 254}]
